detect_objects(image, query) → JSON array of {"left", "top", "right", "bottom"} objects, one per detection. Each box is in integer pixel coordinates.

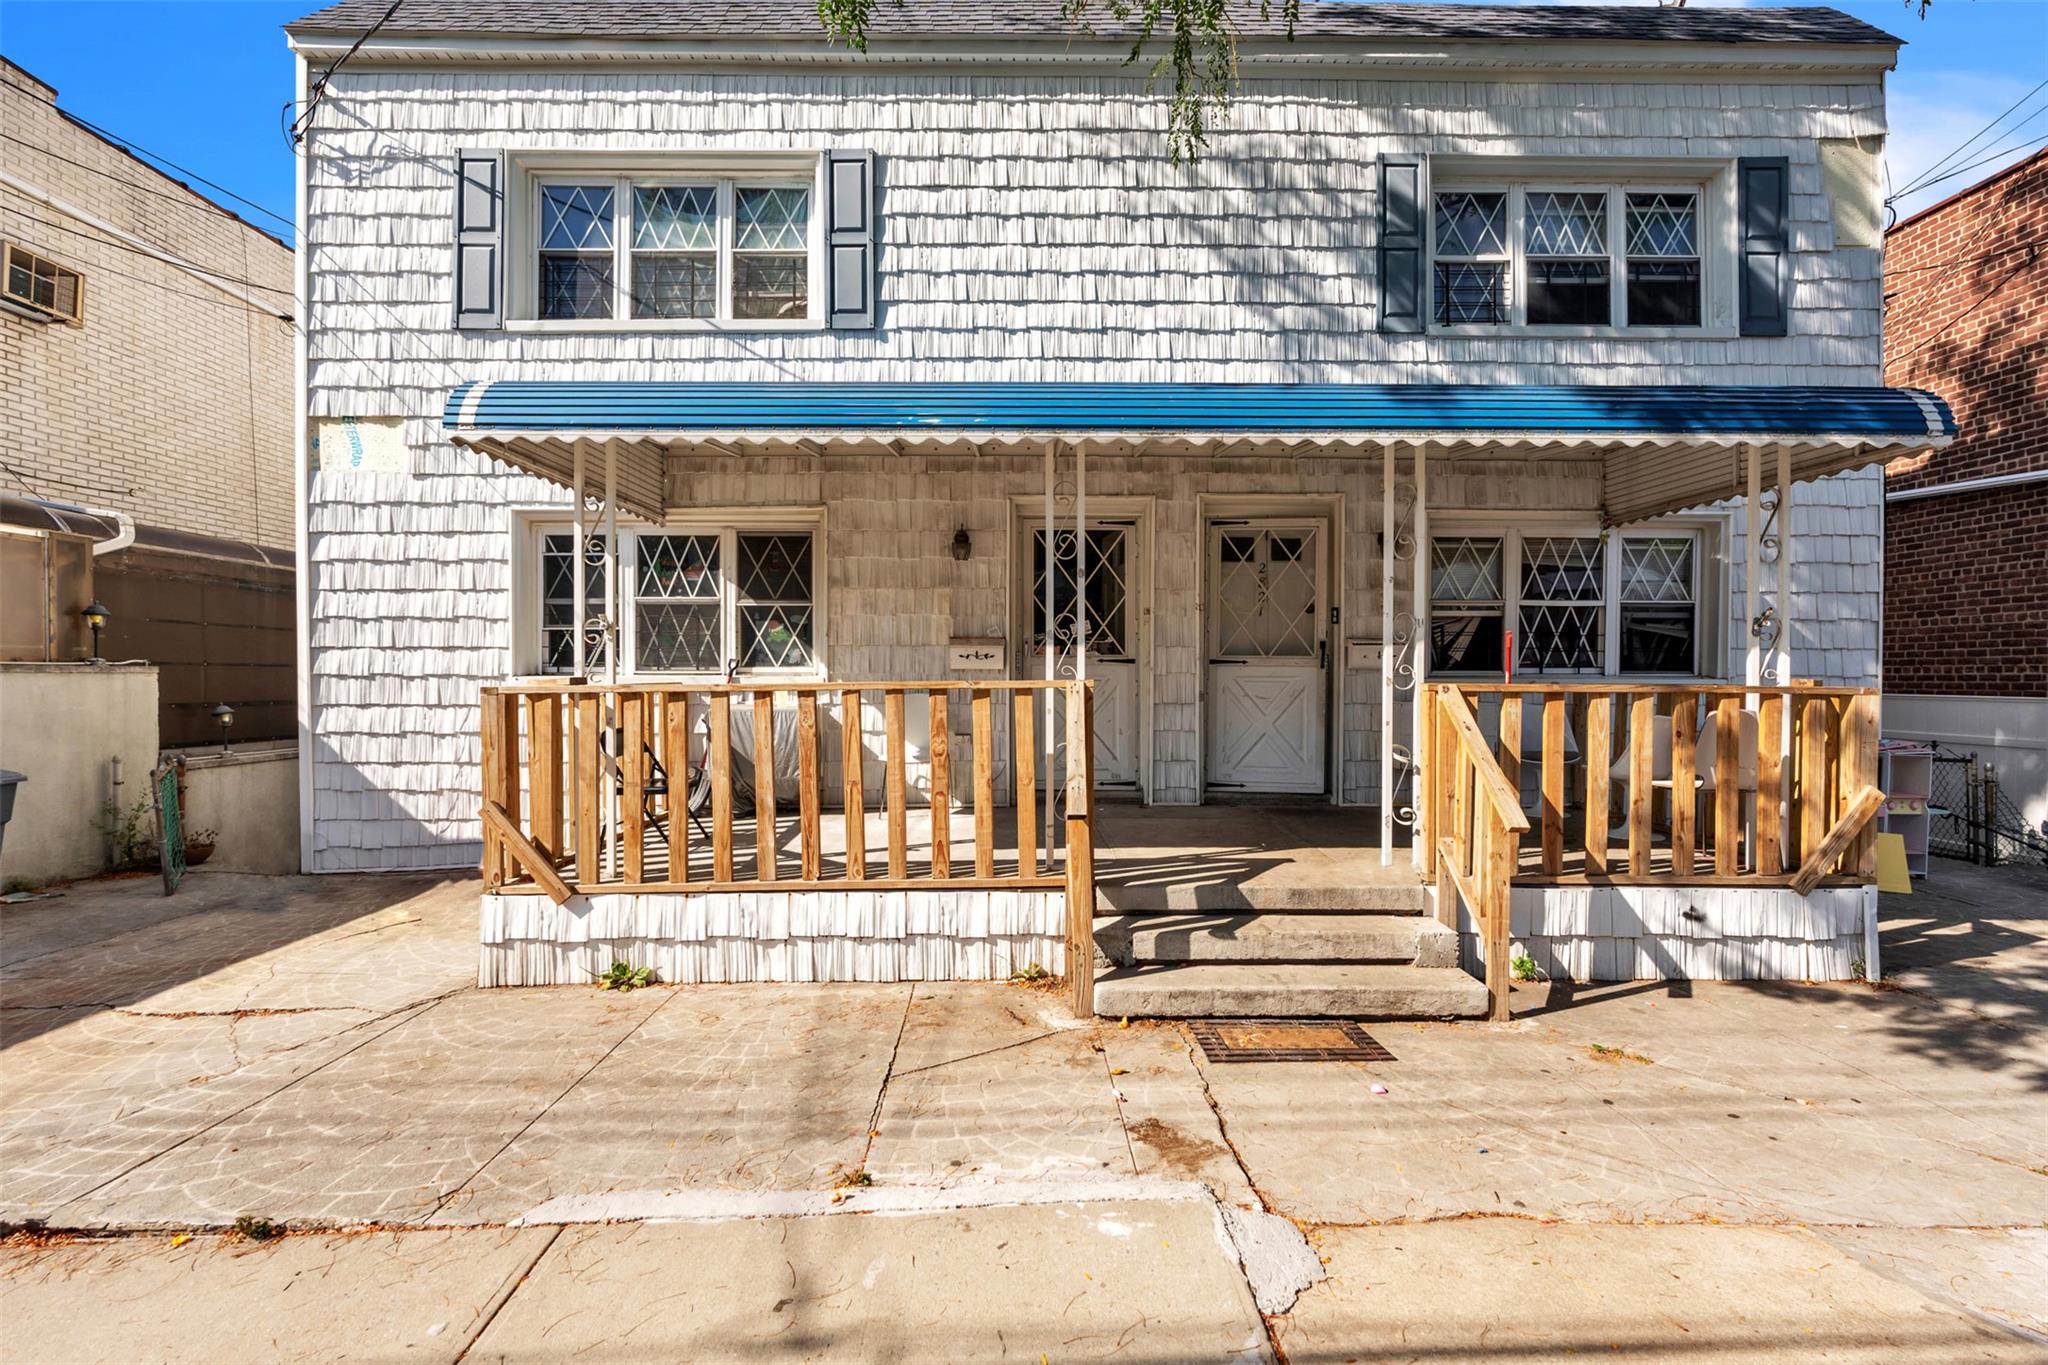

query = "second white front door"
[
  {"left": 1206, "top": 521, "right": 1328, "bottom": 794},
  {"left": 1021, "top": 520, "right": 1142, "bottom": 791}
]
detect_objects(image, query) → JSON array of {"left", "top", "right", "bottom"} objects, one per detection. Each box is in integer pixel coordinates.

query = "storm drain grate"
[{"left": 1188, "top": 1019, "right": 1395, "bottom": 1063}]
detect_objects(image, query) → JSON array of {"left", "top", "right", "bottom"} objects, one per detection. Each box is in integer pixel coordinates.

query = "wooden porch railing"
[
  {"left": 1427, "top": 687, "right": 1532, "bottom": 1022},
  {"left": 478, "top": 678, "right": 1098, "bottom": 1016},
  {"left": 1423, "top": 681, "right": 1884, "bottom": 1020}
]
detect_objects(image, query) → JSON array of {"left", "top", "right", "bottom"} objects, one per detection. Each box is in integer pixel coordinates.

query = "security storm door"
[
  {"left": 1024, "top": 522, "right": 1141, "bottom": 790},
  {"left": 1206, "top": 522, "right": 1328, "bottom": 794}
]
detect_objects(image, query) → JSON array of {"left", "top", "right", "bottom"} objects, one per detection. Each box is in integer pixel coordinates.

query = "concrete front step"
[
  {"left": 1097, "top": 880, "right": 1428, "bottom": 915},
  {"left": 1094, "top": 962, "right": 1489, "bottom": 1020},
  {"left": 1095, "top": 913, "right": 1458, "bottom": 968}
]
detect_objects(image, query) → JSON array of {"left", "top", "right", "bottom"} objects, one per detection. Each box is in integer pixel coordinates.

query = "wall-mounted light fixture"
[
  {"left": 950, "top": 527, "right": 973, "bottom": 562},
  {"left": 211, "top": 703, "right": 236, "bottom": 754}
]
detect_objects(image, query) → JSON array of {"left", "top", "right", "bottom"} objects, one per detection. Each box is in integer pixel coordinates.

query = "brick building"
[
  {"left": 0, "top": 57, "right": 296, "bottom": 743},
  {"left": 1882, "top": 147, "right": 2047, "bottom": 829}
]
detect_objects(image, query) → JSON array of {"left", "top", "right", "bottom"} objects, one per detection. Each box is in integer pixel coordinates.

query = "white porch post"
[
  {"left": 1074, "top": 441, "right": 1088, "bottom": 684},
  {"left": 602, "top": 442, "right": 620, "bottom": 881},
  {"left": 1043, "top": 442, "right": 1056, "bottom": 854},
  {"left": 571, "top": 444, "right": 587, "bottom": 680},
  {"left": 1380, "top": 442, "right": 1397, "bottom": 866},
  {"left": 1744, "top": 443, "right": 1762, "bottom": 690},
  {"left": 603, "top": 443, "right": 620, "bottom": 685},
  {"left": 1776, "top": 443, "right": 1795, "bottom": 687},
  {"left": 1411, "top": 441, "right": 1430, "bottom": 869}
]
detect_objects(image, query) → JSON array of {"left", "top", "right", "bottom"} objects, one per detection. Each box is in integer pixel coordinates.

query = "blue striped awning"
[{"left": 444, "top": 381, "right": 1954, "bottom": 441}]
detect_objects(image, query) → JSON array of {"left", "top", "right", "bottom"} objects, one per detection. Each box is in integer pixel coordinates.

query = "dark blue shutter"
[
  {"left": 1378, "top": 155, "right": 1426, "bottom": 334},
  {"left": 825, "top": 149, "right": 877, "bottom": 329},
  {"left": 453, "top": 148, "right": 505, "bottom": 330},
  {"left": 1738, "top": 157, "right": 1790, "bottom": 338}
]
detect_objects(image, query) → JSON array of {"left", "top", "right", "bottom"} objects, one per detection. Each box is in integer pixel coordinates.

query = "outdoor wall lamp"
[
  {"left": 950, "top": 527, "right": 972, "bottom": 562},
  {"left": 81, "top": 600, "right": 109, "bottom": 662},
  {"left": 211, "top": 703, "right": 236, "bottom": 753}
]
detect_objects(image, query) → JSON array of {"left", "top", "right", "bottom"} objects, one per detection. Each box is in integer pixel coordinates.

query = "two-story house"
[{"left": 286, "top": 1, "right": 1952, "bottom": 1019}]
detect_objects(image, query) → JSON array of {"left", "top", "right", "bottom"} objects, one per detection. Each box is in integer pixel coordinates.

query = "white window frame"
[
  {"left": 2, "top": 241, "right": 85, "bottom": 325},
  {"left": 509, "top": 154, "right": 826, "bottom": 333},
  {"left": 510, "top": 508, "right": 827, "bottom": 681},
  {"left": 1428, "top": 162, "right": 1734, "bottom": 338},
  {"left": 1427, "top": 516, "right": 1719, "bottom": 681}
]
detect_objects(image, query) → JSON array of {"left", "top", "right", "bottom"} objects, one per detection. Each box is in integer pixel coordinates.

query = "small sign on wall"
[
  {"left": 947, "top": 638, "right": 1007, "bottom": 673},
  {"left": 312, "top": 416, "right": 407, "bottom": 473}
]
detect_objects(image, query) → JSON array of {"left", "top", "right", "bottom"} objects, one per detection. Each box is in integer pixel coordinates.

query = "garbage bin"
[{"left": 0, "top": 769, "right": 24, "bottom": 858}]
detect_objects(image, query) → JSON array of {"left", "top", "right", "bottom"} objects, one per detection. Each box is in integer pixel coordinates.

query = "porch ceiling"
[{"left": 444, "top": 380, "right": 1953, "bottom": 526}]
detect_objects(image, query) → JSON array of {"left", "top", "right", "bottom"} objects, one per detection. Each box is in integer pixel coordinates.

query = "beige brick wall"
[{"left": 0, "top": 61, "right": 294, "bottom": 550}]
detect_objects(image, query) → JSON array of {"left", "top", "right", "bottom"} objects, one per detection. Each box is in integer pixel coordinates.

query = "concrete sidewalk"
[{"left": 1, "top": 860, "right": 2043, "bottom": 1361}]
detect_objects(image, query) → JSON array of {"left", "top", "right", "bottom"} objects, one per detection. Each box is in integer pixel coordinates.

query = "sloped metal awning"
[{"left": 442, "top": 381, "right": 1953, "bottom": 525}]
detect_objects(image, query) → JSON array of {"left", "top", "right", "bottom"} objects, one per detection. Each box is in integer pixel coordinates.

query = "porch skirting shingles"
[
  {"left": 1445, "top": 884, "right": 1872, "bottom": 983},
  {"left": 476, "top": 887, "right": 1065, "bottom": 987}
]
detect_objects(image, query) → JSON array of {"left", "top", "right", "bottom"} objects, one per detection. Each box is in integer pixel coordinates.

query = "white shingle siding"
[{"left": 302, "top": 62, "right": 1890, "bottom": 872}]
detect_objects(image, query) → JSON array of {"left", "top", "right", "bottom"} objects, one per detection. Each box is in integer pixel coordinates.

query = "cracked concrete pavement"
[{"left": 1, "top": 860, "right": 2044, "bottom": 1361}]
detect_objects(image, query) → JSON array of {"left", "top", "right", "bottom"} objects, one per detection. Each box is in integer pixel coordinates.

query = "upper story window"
[
  {"left": 523, "top": 166, "right": 819, "bottom": 328},
  {"left": 1429, "top": 527, "right": 1706, "bottom": 679},
  {"left": 1431, "top": 183, "right": 1706, "bottom": 333},
  {"left": 3, "top": 242, "right": 84, "bottom": 324}
]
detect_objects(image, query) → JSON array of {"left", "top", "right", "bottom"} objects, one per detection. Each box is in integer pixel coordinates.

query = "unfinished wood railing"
[
  {"left": 478, "top": 678, "right": 1098, "bottom": 1016},
  {"left": 1427, "top": 686, "right": 1532, "bottom": 1022},
  {"left": 1425, "top": 682, "right": 1882, "bottom": 892}
]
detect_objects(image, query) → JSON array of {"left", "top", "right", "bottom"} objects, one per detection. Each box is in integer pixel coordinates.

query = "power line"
[
  {"left": 0, "top": 131, "right": 293, "bottom": 240},
  {"left": 1, "top": 206, "right": 296, "bottom": 298},
  {"left": 289, "top": 0, "right": 404, "bottom": 146},
  {"left": 54, "top": 109, "right": 296, "bottom": 237},
  {"left": 1891, "top": 77, "right": 2048, "bottom": 200},
  {"left": 1899, "top": 135, "right": 2048, "bottom": 200}
]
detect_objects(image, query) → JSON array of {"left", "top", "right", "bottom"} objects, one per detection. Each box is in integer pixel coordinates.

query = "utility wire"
[
  {"left": 1898, "top": 135, "right": 2048, "bottom": 200},
  {"left": 1, "top": 207, "right": 296, "bottom": 298},
  {"left": 1890, "top": 77, "right": 2048, "bottom": 201},
  {"left": 50, "top": 109, "right": 297, "bottom": 237},
  {"left": 0, "top": 132, "right": 293, "bottom": 238},
  {"left": 1890, "top": 246, "right": 2040, "bottom": 367},
  {"left": 289, "top": 0, "right": 404, "bottom": 146}
]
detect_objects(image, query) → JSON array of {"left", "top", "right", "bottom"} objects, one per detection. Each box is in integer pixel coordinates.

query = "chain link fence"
[{"left": 1926, "top": 745, "right": 2048, "bottom": 867}]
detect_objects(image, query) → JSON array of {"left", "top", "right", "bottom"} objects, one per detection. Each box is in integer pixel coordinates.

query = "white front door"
[
  {"left": 1206, "top": 521, "right": 1328, "bottom": 794},
  {"left": 1021, "top": 520, "right": 1141, "bottom": 791}
]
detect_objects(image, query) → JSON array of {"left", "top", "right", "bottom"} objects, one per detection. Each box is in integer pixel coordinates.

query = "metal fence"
[{"left": 1927, "top": 745, "right": 2048, "bottom": 867}]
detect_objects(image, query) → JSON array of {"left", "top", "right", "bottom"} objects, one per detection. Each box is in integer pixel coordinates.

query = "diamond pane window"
[
  {"left": 1526, "top": 191, "right": 1611, "bottom": 325},
  {"left": 735, "top": 188, "right": 809, "bottom": 251},
  {"left": 1429, "top": 537, "right": 1505, "bottom": 674},
  {"left": 1619, "top": 536, "right": 1697, "bottom": 673},
  {"left": 1625, "top": 192, "right": 1702, "bottom": 327},
  {"left": 1032, "top": 528, "right": 1131, "bottom": 657},
  {"left": 541, "top": 533, "right": 608, "bottom": 674},
  {"left": 732, "top": 186, "right": 810, "bottom": 319},
  {"left": 540, "top": 185, "right": 615, "bottom": 250},
  {"left": 634, "top": 255, "right": 717, "bottom": 319},
  {"left": 636, "top": 532, "right": 723, "bottom": 671},
  {"left": 1433, "top": 192, "right": 1509, "bottom": 325},
  {"left": 538, "top": 183, "right": 616, "bottom": 320},
  {"left": 1519, "top": 537, "right": 1605, "bottom": 673},
  {"left": 737, "top": 533, "right": 815, "bottom": 669},
  {"left": 1525, "top": 192, "right": 1608, "bottom": 257},
  {"left": 634, "top": 186, "right": 716, "bottom": 251},
  {"left": 1213, "top": 528, "right": 1320, "bottom": 659},
  {"left": 733, "top": 255, "right": 808, "bottom": 320}
]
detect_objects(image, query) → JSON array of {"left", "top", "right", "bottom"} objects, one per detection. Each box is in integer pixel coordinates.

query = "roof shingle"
[{"left": 286, "top": 0, "right": 1901, "bottom": 47}]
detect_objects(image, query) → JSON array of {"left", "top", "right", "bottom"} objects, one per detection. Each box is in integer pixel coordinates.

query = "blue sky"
[{"left": 2, "top": 0, "right": 2042, "bottom": 241}]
